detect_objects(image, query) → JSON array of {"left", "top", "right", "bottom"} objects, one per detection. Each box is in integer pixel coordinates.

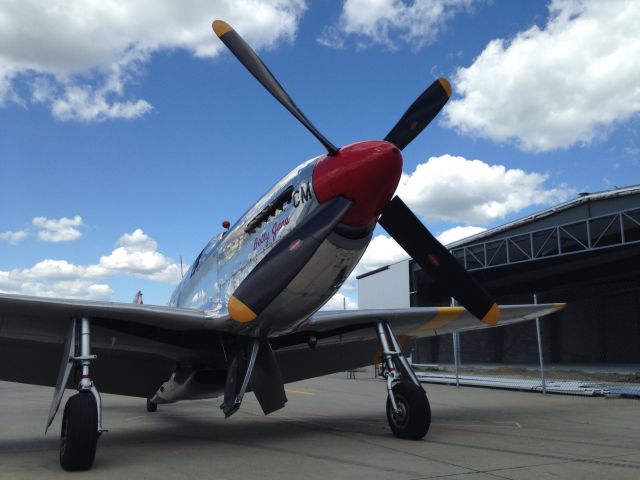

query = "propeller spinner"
[{"left": 212, "top": 20, "right": 499, "bottom": 325}]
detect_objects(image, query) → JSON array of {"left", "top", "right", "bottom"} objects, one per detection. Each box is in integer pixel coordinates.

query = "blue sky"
[{"left": 1, "top": 0, "right": 639, "bottom": 307}]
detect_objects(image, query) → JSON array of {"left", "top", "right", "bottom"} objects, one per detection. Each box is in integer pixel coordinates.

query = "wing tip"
[
  {"left": 212, "top": 20, "right": 233, "bottom": 37},
  {"left": 482, "top": 303, "right": 500, "bottom": 325}
]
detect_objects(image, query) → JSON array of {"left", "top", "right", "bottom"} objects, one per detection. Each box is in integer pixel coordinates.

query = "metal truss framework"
[{"left": 450, "top": 207, "right": 640, "bottom": 271}]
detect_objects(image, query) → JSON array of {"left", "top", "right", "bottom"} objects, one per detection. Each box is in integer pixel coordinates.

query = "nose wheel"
[{"left": 376, "top": 321, "right": 431, "bottom": 440}]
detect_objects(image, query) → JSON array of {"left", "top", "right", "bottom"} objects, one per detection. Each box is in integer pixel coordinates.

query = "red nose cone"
[{"left": 312, "top": 141, "right": 403, "bottom": 226}]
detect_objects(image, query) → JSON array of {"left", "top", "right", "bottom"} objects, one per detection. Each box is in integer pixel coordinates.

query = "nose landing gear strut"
[{"left": 376, "top": 321, "right": 431, "bottom": 440}]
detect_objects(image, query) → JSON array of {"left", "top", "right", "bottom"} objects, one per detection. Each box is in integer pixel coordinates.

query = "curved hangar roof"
[{"left": 414, "top": 184, "right": 640, "bottom": 299}]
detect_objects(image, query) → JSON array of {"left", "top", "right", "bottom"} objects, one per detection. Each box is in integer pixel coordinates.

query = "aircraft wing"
[
  {"left": 303, "top": 303, "right": 566, "bottom": 338},
  {"left": 0, "top": 293, "right": 228, "bottom": 330},
  {"left": 0, "top": 292, "right": 563, "bottom": 397},
  {"left": 269, "top": 303, "right": 565, "bottom": 386}
]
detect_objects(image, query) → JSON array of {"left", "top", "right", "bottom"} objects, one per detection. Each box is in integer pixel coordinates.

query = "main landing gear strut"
[
  {"left": 47, "top": 317, "right": 105, "bottom": 471},
  {"left": 376, "top": 321, "right": 431, "bottom": 440}
]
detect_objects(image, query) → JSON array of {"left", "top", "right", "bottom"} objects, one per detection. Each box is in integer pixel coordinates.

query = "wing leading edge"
[
  {"left": 304, "top": 303, "right": 566, "bottom": 338},
  {"left": 0, "top": 293, "right": 229, "bottom": 330},
  {"left": 0, "top": 293, "right": 565, "bottom": 343}
]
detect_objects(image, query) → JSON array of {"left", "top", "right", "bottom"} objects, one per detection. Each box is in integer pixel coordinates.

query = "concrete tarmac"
[{"left": 1, "top": 375, "right": 639, "bottom": 479}]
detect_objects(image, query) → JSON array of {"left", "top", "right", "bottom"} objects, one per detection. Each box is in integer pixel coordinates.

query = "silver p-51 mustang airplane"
[{"left": 0, "top": 20, "right": 564, "bottom": 471}]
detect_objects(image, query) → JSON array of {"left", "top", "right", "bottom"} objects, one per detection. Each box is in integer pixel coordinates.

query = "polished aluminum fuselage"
[{"left": 168, "top": 155, "right": 371, "bottom": 335}]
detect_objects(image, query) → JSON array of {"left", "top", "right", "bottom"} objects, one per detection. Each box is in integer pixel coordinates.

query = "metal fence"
[{"left": 409, "top": 314, "right": 640, "bottom": 399}]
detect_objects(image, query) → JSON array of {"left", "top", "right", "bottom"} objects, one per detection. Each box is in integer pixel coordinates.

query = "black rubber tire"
[
  {"left": 386, "top": 382, "right": 431, "bottom": 440},
  {"left": 59, "top": 392, "right": 98, "bottom": 471},
  {"left": 146, "top": 398, "right": 158, "bottom": 412}
]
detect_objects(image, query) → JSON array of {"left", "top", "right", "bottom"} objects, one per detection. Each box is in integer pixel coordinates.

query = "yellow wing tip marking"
[
  {"left": 212, "top": 20, "right": 233, "bottom": 37},
  {"left": 482, "top": 303, "right": 500, "bottom": 325},
  {"left": 554, "top": 302, "right": 567, "bottom": 310},
  {"left": 435, "top": 306, "right": 464, "bottom": 319},
  {"left": 438, "top": 77, "right": 452, "bottom": 97},
  {"left": 409, "top": 306, "right": 464, "bottom": 337},
  {"left": 228, "top": 296, "right": 257, "bottom": 323}
]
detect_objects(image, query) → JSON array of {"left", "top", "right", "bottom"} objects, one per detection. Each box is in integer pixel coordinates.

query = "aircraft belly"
[
  {"left": 277, "top": 338, "right": 379, "bottom": 384},
  {"left": 150, "top": 368, "right": 226, "bottom": 404},
  {"left": 148, "top": 336, "right": 381, "bottom": 403}
]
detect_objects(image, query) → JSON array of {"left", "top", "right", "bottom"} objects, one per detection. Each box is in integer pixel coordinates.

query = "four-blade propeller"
[{"left": 213, "top": 20, "right": 499, "bottom": 325}]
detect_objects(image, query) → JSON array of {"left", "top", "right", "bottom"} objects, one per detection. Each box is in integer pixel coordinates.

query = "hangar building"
[{"left": 358, "top": 185, "right": 640, "bottom": 366}]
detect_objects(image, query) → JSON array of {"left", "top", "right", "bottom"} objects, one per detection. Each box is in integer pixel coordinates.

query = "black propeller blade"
[
  {"left": 378, "top": 197, "right": 500, "bottom": 325},
  {"left": 384, "top": 78, "right": 451, "bottom": 151},
  {"left": 379, "top": 77, "right": 498, "bottom": 322},
  {"left": 213, "top": 20, "right": 339, "bottom": 156}
]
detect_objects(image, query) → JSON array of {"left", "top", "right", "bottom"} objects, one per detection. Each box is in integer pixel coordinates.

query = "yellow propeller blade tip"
[
  {"left": 212, "top": 20, "right": 233, "bottom": 37},
  {"left": 438, "top": 77, "right": 452, "bottom": 97},
  {"left": 228, "top": 295, "right": 257, "bottom": 323},
  {"left": 481, "top": 303, "right": 500, "bottom": 325}
]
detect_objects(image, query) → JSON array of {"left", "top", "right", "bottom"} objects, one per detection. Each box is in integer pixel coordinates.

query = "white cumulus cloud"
[
  {"left": 0, "top": 268, "right": 114, "bottom": 301},
  {"left": 318, "top": 0, "right": 474, "bottom": 49},
  {"left": 397, "top": 154, "right": 574, "bottom": 224},
  {"left": 0, "top": 228, "right": 182, "bottom": 300},
  {"left": 0, "top": 0, "right": 307, "bottom": 121},
  {"left": 33, "top": 215, "right": 83, "bottom": 242},
  {"left": 445, "top": 0, "right": 640, "bottom": 151},
  {"left": 94, "top": 229, "right": 182, "bottom": 282},
  {"left": 436, "top": 225, "right": 486, "bottom": 245},
  {"left": 0, "top": 229, "right": 29, "bottom": 245}
]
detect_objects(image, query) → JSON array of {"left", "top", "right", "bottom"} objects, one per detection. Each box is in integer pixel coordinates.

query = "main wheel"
[
  {"left": 386, "top": 382, "right": 431, "bottom": 440},
  {"left": 60, "top": 392, "right": 99, "bottom": 471}
]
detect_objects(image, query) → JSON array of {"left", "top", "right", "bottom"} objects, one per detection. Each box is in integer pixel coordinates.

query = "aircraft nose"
[{"left": 312, "top": 140, "right": 403, "bottom": 226}]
